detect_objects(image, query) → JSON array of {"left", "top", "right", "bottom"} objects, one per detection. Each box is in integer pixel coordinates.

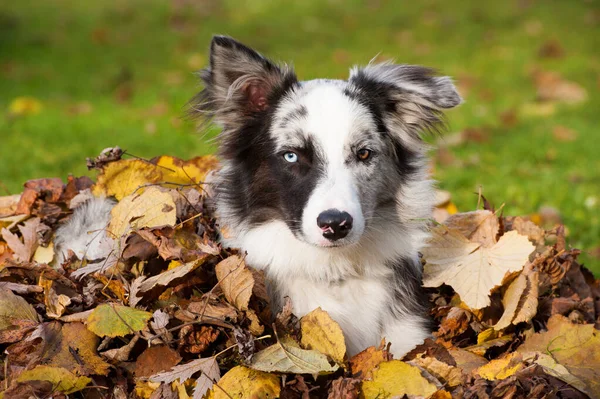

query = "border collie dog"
[
  {"left": 191, "top": 36, "right": 462, "bottom": 357},
  {"left": 56, "top": 36, "right": 461, "bottom": 358}
]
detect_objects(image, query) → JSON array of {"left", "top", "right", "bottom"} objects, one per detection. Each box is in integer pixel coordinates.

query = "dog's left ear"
[
  {"left": 349, "top": 63, "right": 462, "bottom": 138},
  {"left": 190, "top": 36, "right": 297, "bottom": 127}
]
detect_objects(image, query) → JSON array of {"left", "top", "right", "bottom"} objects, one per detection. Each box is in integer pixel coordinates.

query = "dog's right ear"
[{"left": 189, "top": 36, "right": 297, "bottom": 128}]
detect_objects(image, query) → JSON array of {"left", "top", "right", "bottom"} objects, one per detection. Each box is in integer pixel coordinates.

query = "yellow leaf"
[
  {"left": 44, "top": 322, "right": 111, "bottom": 376},
  {"left": 0, "top": 288, "right": 39, "bottom": 331},
  {"left": 477, "top": 328, "right": 498, "bottom": 344},
  {"left": 87, "top": 303, "right": 152, "bottom": 337},
  {"left": 108, "top": 186, "right": 176, "bottom": 238},
  {"left": 475, "top": 352, "right": 524, "bottom": 380},
  {"left": 17, "top": 365, "right": 91, "bottom": 394},
  {"left": 423, "top": 226, "right": 534, "bottom": 309},
  {"left": 135, "top": 381, "right": 161, "bottom": 399},
  {"left": 93, "top": 156, "right": 218, "bottom": 201},
  {"left": 517, "top": 314, "right": 600, "bottom": 396},
  {"left": 33, "top": 242, "right": 54, "bottom": 264},
  {"left": 9, "top": 96, "right": 43, "bottom": 116},
  {"left": 300, "top": 307, "right": 346, "bottom": 364},
  {"left": 215, "top": 255, "right": 254, "bottom": 311},
  {"left": 207, "top": 366, "right": 280, "bottom": 399},
  {"left": 359, "top": 360, "right": 437, "bottom": 399}
]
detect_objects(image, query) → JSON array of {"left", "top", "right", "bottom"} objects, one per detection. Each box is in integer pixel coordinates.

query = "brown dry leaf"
[
  {"left": 435, "top": 306, "right": 471, "bottom": 339},
  {"left": 101, "top": 334, "right": 140, "bottom": 362},
  {"left": 43, "top": 322, "right": 111, "bottom": 376},
  {"left": 1, "top": 217, "right": 43, "bottom": 262},
  {"left": 246, "top": 308, "right": 265, "bottom": 336},
  {"left": 534, "top": 70, "right": 588, "bottom": 104},
  {"left": 186, "top": 296, "right": 239, "bottom": 322},
  {"left": 328, "top": 377, "right": 361, "bottom": 399},
  {"left": 507, "top": 216, "right": 545, "bottom": 248},
  {"left": 517, "top": 314, "right": 600, "bottom": 396},
  {"left": 15, "top": 178, "right": 63, "bottom": 215},
  {"left": 135, "top": 345, "right": 182, "bottom": 378},
  {"left": 39, "top": 275, "right": 71, "bottom": 318},
  {"left": 553, "top": 125, "right": 578, "bottom": 142},
  {"left": 443, "top": 210, "right": 499, "bottom": 246},
  {"left": 0, "top": 194, "right": 21, "bottom": 216},
  {"left": 350, "top": 344, "right": 392, "bottom": 379},
  {"left": 300, "top": 307, "right": 347, "bottom": 364},
  {"left": 207, "top": 366, "right": 280, "bottom": 399},
  {"left": 423, "top": 225, "right": 534, "bottom": 309},
  {"left": 137, "top": 255, "right": 209, "bottom": 294},
  {"left": 215, "top": 255, "right": 254, "bottom": 311},
  {"left": 409, "top": 356, "right": 464, "bottom": 387},
  {"left": 108, "top": 186, "right": 177, "bottom": 238},
  {"left": 0, "top": 288, "right": 40, "bottom": 343},
  {"left": 448, "top": 349, "right": 488, "bottom": 375},
  {"left": 465, "top": 335, "right": 513, "bottom": 357},
  {"left": 494, "top": 268, "right": 539, "bottom": 330},
  {"left": 149, "top": 356, "right": 220, "bottom": 399},
  {"left": 359, "top": 360, "right": 438, "bottom": 399}
]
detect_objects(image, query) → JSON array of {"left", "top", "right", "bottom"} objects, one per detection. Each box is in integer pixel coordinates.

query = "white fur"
[{"left": 54, "top": 197, "right": 115, "bottom": 267}]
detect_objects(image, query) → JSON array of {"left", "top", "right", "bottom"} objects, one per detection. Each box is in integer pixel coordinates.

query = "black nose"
[{"left": 316, "top": 209, "right": 353, "bottom": 241}]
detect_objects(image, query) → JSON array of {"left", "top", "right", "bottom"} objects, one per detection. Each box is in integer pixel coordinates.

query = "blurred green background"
[{"left": 0, "top": 0, "right": 598, "bottom": 271}]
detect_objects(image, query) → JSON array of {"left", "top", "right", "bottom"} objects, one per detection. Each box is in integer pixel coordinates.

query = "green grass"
[{"left": 1, "top": 0, "right": 599, "bottom": 271}]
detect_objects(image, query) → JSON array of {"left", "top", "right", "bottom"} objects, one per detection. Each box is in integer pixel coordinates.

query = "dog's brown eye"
[{"left": 357, "top": 148, "right": 372, "bottom": 161}]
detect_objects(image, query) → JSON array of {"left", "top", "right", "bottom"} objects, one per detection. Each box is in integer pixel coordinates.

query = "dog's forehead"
[{"left": 272, "top": 80, "right": 376, "bottom": 150}]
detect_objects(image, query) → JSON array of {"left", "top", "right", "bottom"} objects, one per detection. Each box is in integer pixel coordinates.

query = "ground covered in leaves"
[{"left": 0, "top": 151, "right": 599, "bottom": 398}]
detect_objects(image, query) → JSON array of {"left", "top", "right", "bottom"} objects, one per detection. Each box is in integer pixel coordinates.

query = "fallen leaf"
[
  {"left": 423, "top": 226, "right": 534, "bottom": 309},
  {"left": 494, "top": 268, "right": 539, "bottom": 330},
  {"left": 448, "top": 349, "right": 488, "bottom": 374},
  {"left": 0, "top": 194, "right": 21, "bottom": 216},
  {"left": 215, "top": 255, "right": 254, "bottom": 311},
  {"left": 42, "top": 322, "right": 111, "bottom": 376},
  {"left": 538, "top": 39, "right": 565, "bottom": 59},
  {"left": 17, "top": 365, "right": 91, "bottom": 394},
  {"left": 39, "top": 276, "right": 71, "bottom": 318},
  {"left": 475, "top": 352, "right": 524, "bottom": 381},
  {"left": 534, "top": 70, "right": 587, "bottom": 104},
  {"left": 300, "top": 307, "right": 346, "bottom": 364},
  {"left": 0, "top": 288, "right": 40, "bottom": 343},
  {"left": 137, "top": 255, "right": 209, "bottom": 294},
  {"left": 207, "top": 366, "right": 280, "bottom": 399},
  {"left": 409, "top": 356, "right": 464, "bottom": 387},
  {"left": 517, "top": 314, "right": 600, "bottom": 396},
  {"left": 328, "top": 377, "right": 361, "bottom": 399},
  {"left": 101, "top": 334, "right": 140, "bottom": 362},
  {"left": 359, "top": 360, "right": 438, "bottom": 399},
  {"left": 93, "top": 156, "right": 217, "bottom": 201},
  {"left": 553, "top": 125, "right": 578, "bottom": 142},
  {"left": 136, "top": 345, "right": 182, "bottom": 378},
  {"left": 108, "top": 186, "right": 177, "bottom": 238},
  {"left": 1, "top": 217, "right": 43, "bottom": 262},
  {"left": 87, "top": 303, "right": 152, "bottom": 337},
  {"left": 150, "top": 356, "right": 220, "bottom": 399},
  {"left": 8, "top": 96, "right": 43, "bottom": 116},
  {"left": 350, "top": 344, "right": 392, "bottom": 379},
  {"left": 250, "top": 336, "right": 338, "bottom": 375}
]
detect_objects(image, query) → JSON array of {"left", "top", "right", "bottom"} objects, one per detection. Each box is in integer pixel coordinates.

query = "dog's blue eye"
[{"left": 283, "top": 152, "right": 298, "bottom": 163}]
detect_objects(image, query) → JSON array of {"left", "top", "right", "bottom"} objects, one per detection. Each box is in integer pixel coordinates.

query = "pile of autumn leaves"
[{"left": 0, "top": 150, "right": 599, "bottom": 399}]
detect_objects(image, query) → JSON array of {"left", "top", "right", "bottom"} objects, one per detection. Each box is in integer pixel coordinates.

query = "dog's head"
[{"left": 191, "top": 36, "right": 461, "bottom": 249}]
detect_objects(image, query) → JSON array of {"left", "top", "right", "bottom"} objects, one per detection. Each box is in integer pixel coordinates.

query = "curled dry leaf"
[
  {"left": 215, "top": 255, "right": 254, "bottom": 311},
  {"left": 494, "top": 267, "right": 539, "bottom": 330},
  {"left": 1, "top": 217, "right": 43, "bottom": 262},
  {"left": 423, "top": 226, "right": 534, "bottom": 309},
  {"left": 300, "top": 307, "right": 347, "bottom": 364},
  {"left": 137, "top": 255, "right": 210, "bottom": 294},
  {"left": 350, "top": 344, "right": 393, "bottom": 380},
  {"left": 87, "top": 303, "right": 152, "bottom": 337},
  {"left": 0, "top": 288, "right": 40, "bottom": 343}
]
